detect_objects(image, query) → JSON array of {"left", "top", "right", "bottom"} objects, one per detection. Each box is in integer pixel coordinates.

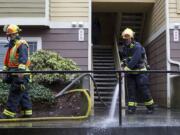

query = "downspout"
[
  {"left": 88, "top": 0, "right": 92, "bottom": 71},
  {"left": 45, "top": 0, "right": 50, "bottom": 25},
  {"left": 165, "top": 0, "right": 180, "bottom": 108},
  {"left": 88, "top": 0, "right": 94, "bottom": 113}
]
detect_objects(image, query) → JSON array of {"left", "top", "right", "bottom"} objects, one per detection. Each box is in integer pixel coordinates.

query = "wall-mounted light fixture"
[
  {"left": 71, "top": 22, "right": 77, "bottom": 27},
  {"left": 78, "top": 21, "right": 84, "bottom": 28}
]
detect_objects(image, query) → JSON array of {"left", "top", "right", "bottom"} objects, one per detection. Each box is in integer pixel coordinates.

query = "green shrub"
[
  {"left": 0, "top": 81, "right": 55, "bottom": 105},
  {"left": 29, "top": 83, "right": 55, "bottom": 104},
  {"left": 30, "top": 50, "right": 80, "bottom": 84},
  {"left": 0, "top": 81, "right": 9, "bottom": 105}
]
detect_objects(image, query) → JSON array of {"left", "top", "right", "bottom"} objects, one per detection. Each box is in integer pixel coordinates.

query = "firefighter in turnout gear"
[
  {"left": 121, "top": 28, "right": 154, "bottom": 114},
  {"left": 0, "top": 24, "right": 32, "bottom": 119}
]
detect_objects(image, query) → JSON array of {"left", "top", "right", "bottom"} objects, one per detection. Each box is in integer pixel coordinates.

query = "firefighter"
[
  {"left": 121, "top": 28, "right": 154, "bottom": 114},
  {"left": 0, "top": 24, "right": 32, "bottom": 118}
]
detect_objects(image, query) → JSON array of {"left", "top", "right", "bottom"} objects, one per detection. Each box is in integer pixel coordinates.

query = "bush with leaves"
[
  {"left": 0, "top": 81, "right": 55, "bottom": 105},
  {"left": 30, "top": 50, "right": 80, "bottom": 84},
  {"left": 0, "top": 82, "right": 9, "bottom": 105},
  {"left": 29, "top": 83, "right": 55, "bottom": 104}
]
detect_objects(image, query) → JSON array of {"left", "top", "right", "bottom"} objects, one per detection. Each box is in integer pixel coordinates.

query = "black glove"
[
  {"left": 12, "top": 82, "right": 26, "bottom": 91},
  {"left": 13, "top": 77, "right": 26, "bottom": 91}
]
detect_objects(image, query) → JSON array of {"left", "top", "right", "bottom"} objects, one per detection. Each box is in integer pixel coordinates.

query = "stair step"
[
  {"left": 94, "top": 74, "right": 116, "bottom": 78},
  {"left": 93, "top": 60, "right": 114, "bottom": 63},
  {"left": 94, "top": 73, "right": 116, "bottom": 76},
  {"left": 95, "top": 93, "right": 113, "bottom": 97},
  {"left": 93, "top": 67, "right": 115, "bottom": 70},
  {"left": 93, "top": 54, "right": 113, "bottom": 56},
  {"left": 96, "top": 83, "right": 117, "bottom": 87},
  {"left": 96, "top": 86, "right": 115, "bottom": 90},
  {"left": 95, "top": 78, "right": 117, "bottom": 81},
  {"left": 93, "top": 63, "right": 115, "bottom": 66},
  {"left": 94, "top": 102, "right": 119, "bottom": 107},
  {"left": 93, "top": 45, "right": 112, "bottom": 49},
  {"left": 93, "top": 50, "right": 112, "bottom": 53},
  {"left": 96, "top": 89, "right": 115, "bottom": 92},
  {"left": 93, "top": 56, "right": 114, "bottom": 59},
  {"left": 95, "top": 97, "right": 113, "bottom": 102},
  {"left": 94, "top": 102, "right": 112, "bottom": 106}
]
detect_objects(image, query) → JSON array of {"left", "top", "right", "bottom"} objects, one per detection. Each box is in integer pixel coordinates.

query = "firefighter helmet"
[
  {"left": 121, "top": 28, "right": 135, "bottom": 39},
  {"left": 3, "top": 24, "right": 21, "bottom": 35}
]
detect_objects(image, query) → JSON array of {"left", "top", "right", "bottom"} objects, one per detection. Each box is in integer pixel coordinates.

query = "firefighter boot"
[
  {"left": 127, "top": 106, "right": 136, "bottom": 114},
  {"left": 0, "top": 114, "right": 14, "bottom": 119},
  {"left": 146, "top": 105, "right": 154, "bottom": 114}
]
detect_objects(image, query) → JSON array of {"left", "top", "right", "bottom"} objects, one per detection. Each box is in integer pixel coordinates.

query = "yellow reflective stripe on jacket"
[
  {"left": 127, "top": 67, "right": 147, "bottom": 74},
  {"left": 3, "top": 109, "right": 15, "bottom": 117},
  {"left": 144, "top": 99, "right": 154, "bottom": 106},
  {"left": 128, "top": 102, "right": 137, "bottom": 106}
]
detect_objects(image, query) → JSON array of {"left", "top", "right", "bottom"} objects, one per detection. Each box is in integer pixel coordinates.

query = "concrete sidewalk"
[{"left": 0, "top": 108, "right": 180, "bottom": 135}]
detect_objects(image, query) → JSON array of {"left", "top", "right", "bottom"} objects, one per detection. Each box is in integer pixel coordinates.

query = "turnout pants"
[
  {"left": 126, "top": 74, "right": 154, "bottom": 110},
  {"left": 3, "top": 76, "right": 32, "bottom": 118}
]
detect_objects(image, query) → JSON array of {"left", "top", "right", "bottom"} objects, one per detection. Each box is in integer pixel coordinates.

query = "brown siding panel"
[
  {"left": 146, "top": 32, "right": 167, "bottom": 107},
  {"left": 12, "top": 28, "right": 89, "bottom": 70}
]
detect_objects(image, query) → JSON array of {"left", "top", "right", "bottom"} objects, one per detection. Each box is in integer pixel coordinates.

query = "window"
[
  {"left": 0, "top": 37, "right": 42, "bottom": 70},
  {"left": 0, "top": 40, "right": 8, "bottom": 70},
  {"left": 25, "top": 37, "right": 42, "bottom": 55}
]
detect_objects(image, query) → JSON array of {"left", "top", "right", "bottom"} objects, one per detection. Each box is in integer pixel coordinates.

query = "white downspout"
[
  {"left": 45, "top": 0, "right": 50, "bottom": 25},
  {"left": 88, "top": 0, "right": 94, "bottom": 114},
  {"left": 88, "top": 0, "right": 92, "bottom": 71},
  {"left": 165, "top": 0, "right": 180, "bottom": 108}
]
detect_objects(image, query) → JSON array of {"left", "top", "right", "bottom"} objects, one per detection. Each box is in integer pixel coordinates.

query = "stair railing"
[{"left": 113, "top": 35, "right": 126, "bottom": 108}]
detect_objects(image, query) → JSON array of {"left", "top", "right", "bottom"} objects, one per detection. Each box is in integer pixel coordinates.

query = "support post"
[{"left": 119, "top": 72, "right": 122, "bottom": 126}]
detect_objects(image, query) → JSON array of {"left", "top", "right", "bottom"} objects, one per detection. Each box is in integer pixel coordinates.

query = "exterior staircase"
[
  {"left": 93, "top": 45, "right": 117, "bottom": 107},
  {"left": 120, "top": 12, "right": 145, "bottom": 42}
]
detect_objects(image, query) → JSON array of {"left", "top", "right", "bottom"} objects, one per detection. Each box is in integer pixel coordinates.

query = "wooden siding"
[
  {"left": 147, "top": 0, "right": 166, "bottom": 37},
  {"left": 169, "top": 0, "right": 180, "bottom": 23},
  {"left": 146, "top": 32, "right": 167, "bottom": 106},
  {"left": 50, "top": 0, "right": 89, "bottom": 22},
  {"left": 0, "top": 0, "right": 45, "bottom": 17},
  {"left": 0, "top": 28, "right": 88, "bottom": 70}
]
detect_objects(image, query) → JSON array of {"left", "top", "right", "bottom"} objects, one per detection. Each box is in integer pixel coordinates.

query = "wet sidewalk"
[{"left": 0, "top": 108, "right": 180, "bottom": 135}]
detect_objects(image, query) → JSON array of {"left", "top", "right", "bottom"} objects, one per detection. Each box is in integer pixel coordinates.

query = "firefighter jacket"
[
  {"left": 121, "top": 41, "right": 146, "bottom": 70},
  {"left": 3, "top": 36, "right": 30, "bottom": 71}
]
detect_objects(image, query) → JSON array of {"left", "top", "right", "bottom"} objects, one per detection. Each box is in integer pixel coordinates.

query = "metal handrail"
[
  {"left": 55, "top": 73, "right": 107, "bottom": 107},
  {"left": 1, "top": 70, "right": 180, "bottom": 74}
]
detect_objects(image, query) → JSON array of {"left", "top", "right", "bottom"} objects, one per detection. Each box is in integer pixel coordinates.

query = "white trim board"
[
  {"left": 0, "top": 18, "right": 49, "bottom": 26},
  {"left": 50, "top": 22, "right": 89, "bottom": 28},
  {"left": 0, "top": 19, "right": 89, "bottom": 28},
  {"left": 169, "top": 23, "right": 180, "bottom": 29}
]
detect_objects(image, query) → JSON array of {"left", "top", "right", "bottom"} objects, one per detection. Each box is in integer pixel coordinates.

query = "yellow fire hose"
[{"left": 0, "top": 89, "right": 91, "bottom": 122}]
